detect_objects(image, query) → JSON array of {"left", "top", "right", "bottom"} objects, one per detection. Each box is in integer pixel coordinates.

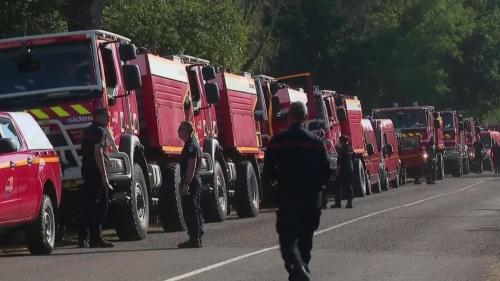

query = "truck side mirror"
[
  {"left": 434, "top": 118, "right": 441, "bottom": 129},
  {"left": 254, "top": 110, "right": 265, "bottom": 121},
  {"left": 334, "top": 96, "right": 343, "bottom": 107},
  {"left": 205, "top": 83, "right": 220, "bottom": 104},
  {"left": 272, "top": 96, "right": 281, "bottom": 115},
  {"left": 270, "top": 83, "right": 280, "bottom": 95},
  {"left": 119, "top": 44, "right": 137, "bottom": 62},
  {"left": 0, "top": 138, "right": 17, "bottom": 154},
  {"left": 336, "top": 108, "right": 347, "bottom": 122},
  {"left": 122, "top": 64, "right": 142, "bottom": 91},
  {"left": 202, "top": 66, "right": 216, "bottom": 81},
  {"left": 385, "top": 143, "right": 394, "bottom": 155},
  {"left": 458, "top": 122, "right": 464, "bottom": 131},
  {"left": 366, "top": 143, "right": 375, "bottom": 156}
]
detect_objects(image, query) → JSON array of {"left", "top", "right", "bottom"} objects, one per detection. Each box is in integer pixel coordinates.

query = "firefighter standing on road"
[
  {"left": 264, "top": 101, "right": 331, "bottom": 281},
  {"left": 177, "top": 121, "right": 204, "bottom": 248},
  {"left": 332, "top": 135, "right": 354, "bottom": 209},
  {"left": 78, "top": 107, "right": 113, "bottom": 248}
]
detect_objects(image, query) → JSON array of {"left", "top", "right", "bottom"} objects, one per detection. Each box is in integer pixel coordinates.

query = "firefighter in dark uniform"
[
  {"left": 78, "top": 107, "right": 113, "bottom": 248},
  {"left": 332, "top": 135, "right": 354, "bottom": 209},
  {"left": 264, "top": 101, "right": 331, "bottom": 281},
  {"left": 177, "top": 121, "right": 204, "bottom": 248}
]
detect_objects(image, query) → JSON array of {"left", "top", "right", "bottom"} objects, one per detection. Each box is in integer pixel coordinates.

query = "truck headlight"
[
  {"left": 107, "top": 158, "right": 125, "bottom": 174},
  {"left": 422, "top": 152, "right": 428, "bottom": 159}
]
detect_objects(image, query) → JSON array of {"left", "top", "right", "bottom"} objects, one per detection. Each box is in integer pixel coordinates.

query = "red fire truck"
[
  {"left": 0, "top": 30, "right": 260, "bottom": 241},
  {"left": 440, "top": 110, "right": 468, "bottom": 176},
  {"left": 370, "top": 119, "right": 403, "bottom": 190},
  {"left": 372, "top": 105, "right": 445, "bottom": 184}
]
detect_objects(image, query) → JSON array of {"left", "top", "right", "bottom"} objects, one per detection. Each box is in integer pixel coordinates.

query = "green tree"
[
  {"left": 102, "top": 0, "right": 251, "bottom": 70},
  {"left": 0, "top": 0, "right": 66, "bottom": 38}
]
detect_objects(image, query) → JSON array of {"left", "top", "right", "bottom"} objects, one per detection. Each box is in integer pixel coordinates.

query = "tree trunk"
[{"left": 63, "top": 0, "right": 105, "bottom": 31}]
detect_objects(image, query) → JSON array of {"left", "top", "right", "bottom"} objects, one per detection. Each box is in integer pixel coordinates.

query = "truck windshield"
[
  {"left": 0, "top": 41, "right": 96, "bottom": 96},
  {"left": 373, "top": 110, "right": 426, "bottom": 130},
  {"left": 481, "top": 134, "right": 492, "bottom": 148},
  {"left": 442, "top": 112, "right": 454, "bottom": 130}
]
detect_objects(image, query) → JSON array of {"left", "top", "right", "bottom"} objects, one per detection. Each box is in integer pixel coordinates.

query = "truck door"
[
  {"left": 100, "top": 44, "right": 127, "bottom": 145},
  {"left": 0, "top": 117, "right": 22, "bottom": 223}
]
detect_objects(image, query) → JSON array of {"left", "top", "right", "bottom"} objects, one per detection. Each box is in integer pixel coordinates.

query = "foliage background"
[{"left": 1, "top": 0, "right": 500, "bottom": 123}]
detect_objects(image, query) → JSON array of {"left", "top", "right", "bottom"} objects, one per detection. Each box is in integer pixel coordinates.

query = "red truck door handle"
[{"left": 10, "top": 161, "right": 16, "bottom": 168}]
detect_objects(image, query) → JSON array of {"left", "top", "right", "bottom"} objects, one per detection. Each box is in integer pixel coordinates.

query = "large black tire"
[
  {"left": 381, "top": 170, "right": 390, "bottom": 191},
  {"left": 391, "top": 173, "right": 400, "bottom": 188},
  {"left": 400, "top": 168, "right": 407, "bottom": 185},
  {"left": 452, "top": 158, "right": 463, "bottom": 177},
  {"left": 365, "top": 172, "right": 372, "bottom": 195},
  {"left": 353, "top": 159, "right": 367, "bottom": 197},
  {"left": 235, "top": 161, "right": 259, "bottom": 218},
  {"left": 27, "top": 194, "right": 56, "bottom": 255},
  {"left": 158, "top": 163, "right": 186, "bottom": 232},
  {"left": 114, "top": 164, "right": 150, "bottom": 240},
  {"left": 201, "top": 161, "right": 228, "bottom": 222},
  {"left": 372, "top": 175, "right": 382, "bottom": 193},
  {"left": 437, "top": 153, "right": 445, "bottom": 180},
  {"left": 484, "top": 157, "right": 493, "bottom": 171},
  {"left": 463, "top": 158, "right": 470, "bottom": 175}
]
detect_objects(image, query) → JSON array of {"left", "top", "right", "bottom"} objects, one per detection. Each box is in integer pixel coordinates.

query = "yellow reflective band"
[
  {"left": 71, "top": 104, "right": 91, "bottom": 115},
  {"left": 51, "top": 106, "right": 70, "bottom": 117},
  {"left": 162, "top": 146, "right": 183, "bottom": 153},
  {"left": 30, "top": 109, "right": 49, "bottom": 120}
]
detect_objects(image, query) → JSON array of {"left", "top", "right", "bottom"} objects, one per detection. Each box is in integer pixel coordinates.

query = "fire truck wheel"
[
  {"left": 158, "top": 163, "right": 186, "bottom": 232},
  {"left": 114, "top": 164, "right": 150, "bottom": 240},
  {"left": 202, "top": 161, "right": 228, "bottom": 222},
  {"left": 235, "top": 161, "right": 259, "bottom": 218},
  {"left": 353, "top": 159, "right": 367, "bottom": 197},
  {"left": 437, "top": 154, "right": 445, "bottom": 180},
  {"left": 484, "top": 158, "right": 493, "bottom": 171},
  {"left": 452, "top": 159, "right": 463, "bottom": 177},
  {"left": 381, "top": 170, "right": 390, "bottom": 191},
  {"left": 400, "top": 168, "right": 407, "bottom": 185},
  {"left": 365, "top": 172, "right": 372, "bottom": 195},
  {"left": 27, "top": 194, "right": 56, "bottom": 255},
  {"left": 463, "top": 158, "right": 470, "bottom": 175},
  {"left": 372, "top": 175, "right": 382, "bottom": 193},
  {"left": 391, "top": 173, "right": 400, "bottom": 188}
]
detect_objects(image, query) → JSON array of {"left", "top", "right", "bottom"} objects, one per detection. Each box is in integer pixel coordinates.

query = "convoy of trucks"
[{"left": 0, "top": 30, "right": 498, "bottom": 254}]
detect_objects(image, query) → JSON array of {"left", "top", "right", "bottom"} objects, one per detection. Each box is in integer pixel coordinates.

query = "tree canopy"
[{"left": 1, "top": 0, "right": 500, "bottom": 121}]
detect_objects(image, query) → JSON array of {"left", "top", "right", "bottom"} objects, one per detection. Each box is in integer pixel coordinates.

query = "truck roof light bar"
[
  {"left": 177, "top": 54, "right": 210, "bottom": 65},
  {"left": 252, "top": 75, "right": 276, "bottom": 82},
  {"left": 0, "top": 29, "right": 131, "bottom": 44}
]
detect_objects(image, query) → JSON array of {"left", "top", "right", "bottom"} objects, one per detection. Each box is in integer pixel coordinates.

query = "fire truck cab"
[
  {"left": 372, "top": 105, "right": 445, "bottom": 184},
  {"left": 440, "top": 110, "right": 468, "bottom": 176}
]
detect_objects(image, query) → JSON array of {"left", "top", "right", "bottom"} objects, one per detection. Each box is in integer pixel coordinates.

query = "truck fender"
[
  {"left": 119, "top": 134, "right": 150, "bottom": 195},
  {"left": 203, "top": 138, "right": 228, "bottom": 180}
]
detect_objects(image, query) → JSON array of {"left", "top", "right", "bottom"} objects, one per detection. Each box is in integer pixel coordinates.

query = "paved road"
[{"left": 1, "top": 174, "right": 500, "bottom": 281}]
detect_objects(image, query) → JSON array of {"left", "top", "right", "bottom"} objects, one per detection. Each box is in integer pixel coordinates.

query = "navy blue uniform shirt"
[{"left": 264, "top": 123, "right": 331, "bottom": 210}]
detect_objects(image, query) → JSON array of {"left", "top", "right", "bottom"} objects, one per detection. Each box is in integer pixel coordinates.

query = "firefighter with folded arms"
[
  {"left": 332, "top": 135, "right": 355, "bottom": 208},
  {"left": 78, "top": 107, "right": 114, "bottom": 248},
  {"left": 177, "top": 121, "right": 204, "bottom": 248},
  {"left": 264, "top": 101, "right": 331, "bottom": 281}
]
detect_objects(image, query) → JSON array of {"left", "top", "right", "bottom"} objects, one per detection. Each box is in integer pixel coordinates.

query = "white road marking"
[{"left": 164, "top": 178, "right": 492, "bottom": 281}]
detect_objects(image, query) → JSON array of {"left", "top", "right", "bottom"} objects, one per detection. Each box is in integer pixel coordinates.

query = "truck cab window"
[
  {"left": 0, "top": 118, "right": 21, "bottom": 150},
  {"left": 101, "top": 46, "right": 117, "bottom": 98}
]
